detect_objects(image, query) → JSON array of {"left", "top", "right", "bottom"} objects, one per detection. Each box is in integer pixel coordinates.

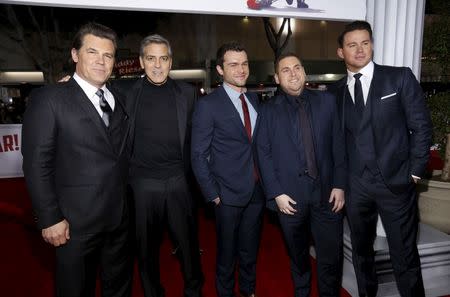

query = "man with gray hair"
[{"left": 126, "top": 34, "right": 203, "bottom": 297}]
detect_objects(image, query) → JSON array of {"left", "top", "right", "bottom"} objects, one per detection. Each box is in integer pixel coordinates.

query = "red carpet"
[{"left": 0, "top": 178, "right": 351, "bottom": 297}]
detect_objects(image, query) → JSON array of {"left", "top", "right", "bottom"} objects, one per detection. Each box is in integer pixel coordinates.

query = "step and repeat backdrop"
[{"left": 0, "top": 125, "right": 22, "bottom": 178}]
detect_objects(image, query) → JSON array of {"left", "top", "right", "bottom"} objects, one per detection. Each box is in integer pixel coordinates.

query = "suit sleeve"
[
  {"left": 400, "top": 68, "right": 433, "bottom": 177},
  {"left": 22, "top": 89, "right": 64, "bottom": 229},
  {"left": 190, "top": 99, "right": 220, "bottom": 202},
  {"left": 255, "top": 105, "right": 283, "bottom": 200}
]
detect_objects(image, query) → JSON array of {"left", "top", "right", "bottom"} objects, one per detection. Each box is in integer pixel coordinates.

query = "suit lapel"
[
  {"left": 218, "top": 86, "right": 249, "bottom": 140},
  {"left": 247, "top": 92, "right": 260, "bottom": 140},
  {"left": 69, "top": 79, "right": 113, "bottom": 149},
  {"left": 109, "top": 87, "right": 130, "bottom": 156},
  {"left": 170, "top": 79, "right": 187, "bottom": 152}
]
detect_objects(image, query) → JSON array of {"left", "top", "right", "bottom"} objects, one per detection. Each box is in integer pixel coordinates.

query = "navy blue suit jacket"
[
  {"left": 330, "top": 63, "right": 432, "bottom": 193},
  {"left": 191, "top": 86, "right": 260, "bottom": 206},
  {"left": 256, "top": 89, "right": 346, "bottom": 211}
]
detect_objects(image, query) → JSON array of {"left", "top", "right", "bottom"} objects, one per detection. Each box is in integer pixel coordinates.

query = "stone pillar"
[{"left": 366, "top": 0, "right": 426, "bottom": 80}]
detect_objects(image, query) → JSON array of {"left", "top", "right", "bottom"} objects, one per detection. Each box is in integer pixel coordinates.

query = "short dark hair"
[
  {"left": 274, "top": 52, "right": 302, "bottom": 73},
  {"left": 216, "top": 41, "right": 247, "bottom": 68},
  {"left": 72, "top": 22, "right": 117, "bottom": 51},
  {"left": 337, "top": 20, "right": 373, "bottom": 48}
]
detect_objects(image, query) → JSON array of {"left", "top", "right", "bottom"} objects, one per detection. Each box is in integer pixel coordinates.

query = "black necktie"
[
  {"left": 297, "top": 98, "right": 318, "bottom": 179},
  {"left": 353, "top": 73, "right": 364, "bottom": 114},
  {"left": 96, "top": 89, "right": 112, "bottom": 127}
]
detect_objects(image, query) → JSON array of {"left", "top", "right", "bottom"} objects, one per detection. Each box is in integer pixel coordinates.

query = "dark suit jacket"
[
  {"left": 256, "top": 89, "right": 346, "bottom": 211},
  {"left": 330, "top": 63, "right": 432, "bottom": 193},
  {"left": 121, "top": 77, "right": 196, "bottom": 174},
  {"left": 191, "top": 86, "right": 260, "bottom": 206},
  {"left": 22, "top": 78, "right": 131, "bottom": 233}
]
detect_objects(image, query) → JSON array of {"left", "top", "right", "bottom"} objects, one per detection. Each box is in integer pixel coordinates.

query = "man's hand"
[
  {"left": 58, "top": 75, "right": 71, "bottom": 83},
  {"left": 329, "top": 188, "right": 345, "bottom": 212},
  {"left": 42, "top": 219, "right": 70, "bottom": 247},
  {"left": 213, "top": 197, "right": 221, "bottom": 206},
  {"left": 275, "top": 194, "right": 297, "bottom": 215}
]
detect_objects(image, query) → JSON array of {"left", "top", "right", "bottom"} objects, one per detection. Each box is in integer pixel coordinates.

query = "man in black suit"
[
  {"left": 256, "top": 53, "right": 346, "bottom": 297},
  {"left": 191, "top": 42, "right": 264, "bottom": 297},
  {"left": 22, "top": 22, "right": 132, "bottom": 297},
  {"left": 126, "top": 34, "right": 203, "bottom": 297},
  {"left": 331, "top": 21, "right": 432, "bottom": 297}
]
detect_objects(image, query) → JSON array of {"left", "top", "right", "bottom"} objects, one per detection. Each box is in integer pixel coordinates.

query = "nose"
[
  {"left": 96, "top": 54, "right": 105, "bottom": 65},
  {"left": 154, "top": 58, "right": 161, "bottom": 68}
]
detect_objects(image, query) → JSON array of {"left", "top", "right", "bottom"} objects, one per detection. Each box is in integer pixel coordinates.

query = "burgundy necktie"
[
  {"left": 239, "top": 93, "right": 259, "bottom": 181},
  {"left": 239, "top": 93, "right": 252, "bottom": 141}
]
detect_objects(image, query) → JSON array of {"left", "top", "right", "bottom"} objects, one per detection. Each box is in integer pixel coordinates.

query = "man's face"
[
  {"left": 140, "top": 43, "right": 172, "bottom": 85},
  {"left": 337, "top": 29, "right": 373, "bottom": 73},
  {"left": 275, "top": 56, "right": 306, "bottom": 97},
  {"left": 216, "top": 50, "right": 249, "bottom": 92},
  {"left": 71, "top": 34, "right": 115, "bottom": 88}
]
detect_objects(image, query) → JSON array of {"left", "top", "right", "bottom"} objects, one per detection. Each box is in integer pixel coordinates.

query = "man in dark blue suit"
[
  {"left": 330, "top": 21, "right": 432, "bottom": 297},
  {"left": 191, "top": 42, "right": 264, "bottom": 297},
  {"left": 256, "top": 53, "right": 346, "bottom": 297}
]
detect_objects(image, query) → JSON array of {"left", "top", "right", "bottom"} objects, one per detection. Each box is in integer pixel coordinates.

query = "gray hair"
[{"left": 139, "top": 34, "right": 173, "bottom": 57}]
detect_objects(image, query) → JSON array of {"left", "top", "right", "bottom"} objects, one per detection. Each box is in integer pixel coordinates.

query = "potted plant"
[
  {"left": 417, "top": 0, "right": 450, "bottom": 233},
  {"left": 417, "top": 91, "right": 450, "bottom": 233}
]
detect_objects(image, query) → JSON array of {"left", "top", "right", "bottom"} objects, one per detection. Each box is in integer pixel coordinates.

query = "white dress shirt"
[
  {"left": 73, "top": 73, "right": 115, "bottom": 117},
  {"left": 223, "top": 82, "right": 257, "bottom": 136},
  {"left": 346, "top": 61, "right": 374, "bottom": 105}
]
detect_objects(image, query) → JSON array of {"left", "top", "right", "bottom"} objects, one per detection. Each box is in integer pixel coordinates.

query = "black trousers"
[
  {"left": 214, "top": 182, "right": 264, "bottom": 297},
  {"left": 277, "top": 176, "right": 343, "bottom": 297},
  {"left": 130, "top": 174, "right": 203, "bottom": 297},
  {"left": 346, "top": 169, "right": 425, "bottom": 297},
  {"left": 55, "top": 211, "right": 133, "bottom": 297}
]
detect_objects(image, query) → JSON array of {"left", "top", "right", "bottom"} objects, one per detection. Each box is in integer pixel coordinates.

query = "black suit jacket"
[
  {"left": 121, "top": 77, "right": 197, "bottom": 174},
  {"left": 330, "top": 63, "right": 432, "bottom": 193},
  {"left": 191, "top": 86, "right": 261, "bottom": 206},
  {"left": 256, "top": 89, "right": 346, "bottom": 210},
  {"left": 22, "top": 78, "right": 131, "bottom": 233}
]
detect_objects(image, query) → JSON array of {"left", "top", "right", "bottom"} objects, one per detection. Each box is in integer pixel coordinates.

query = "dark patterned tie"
[
  {"left": 96, "top": 89, "right": 112, "bottom": 127},
  {"left": 353, "top": 73, "right": 364, "bottom": 114},
  {"left": 297, "top": 98, "right": 318, "bottom": 179}
]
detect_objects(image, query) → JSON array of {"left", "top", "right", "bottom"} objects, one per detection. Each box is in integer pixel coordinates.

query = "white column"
[
  {"left": 366, "top": 0, "right": 426, "bottom": 81},
  {"left": 365, "top": 0, "right": 426, "bottom": 237}
]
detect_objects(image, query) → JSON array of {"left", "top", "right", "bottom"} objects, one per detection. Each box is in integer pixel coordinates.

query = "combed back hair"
[
  {"left": 274, "top": 52, "right": 302, "bottom": 73},
  {"left": 216, "top": 42, "right": 247, "bottom": 67},
  {"left": 139, "top": 34, "right": 173, "bottom": 58},
  {"left": 337, "top": 20, "right": 373, "bottom": 48},
  {"left": 72, "top": 22, "right": 117, "bottom": 51}
]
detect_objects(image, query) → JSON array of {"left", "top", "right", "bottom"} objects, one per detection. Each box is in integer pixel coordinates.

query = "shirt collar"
[
  {"left": 223, "top": 82, "right": 245, "bottom": 102},
  {"left": 73, "top": 72, "right": 107, "bottom": 99},
  {"left": 346, "top": 61, "right": 374, "bottom": 84}
]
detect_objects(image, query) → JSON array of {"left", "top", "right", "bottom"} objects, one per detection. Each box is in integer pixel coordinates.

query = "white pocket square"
[{"left": 381, "top": 92, "right": 397, "bottom": 100}]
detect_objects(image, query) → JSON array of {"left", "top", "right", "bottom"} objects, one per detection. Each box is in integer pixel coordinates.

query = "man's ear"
[
  {"left": 139, "top": 56, "right": 145, "bottom": 69},
  {"left": 274, "top": 73, "right": 280, "bottom": 85},
  {"left": 71, "top": 48, "right": 79, "bottom": 63},
  {"left": 216, "top": 65, "right": 224, "bottom": 76},
  {"left": 337, "top": 48, "right": 344, "bottom": 59}
]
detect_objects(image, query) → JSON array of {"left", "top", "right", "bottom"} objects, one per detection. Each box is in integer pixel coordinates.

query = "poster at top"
[{"left": 2, "top": 0, "right": 366, "bottom": 21}]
